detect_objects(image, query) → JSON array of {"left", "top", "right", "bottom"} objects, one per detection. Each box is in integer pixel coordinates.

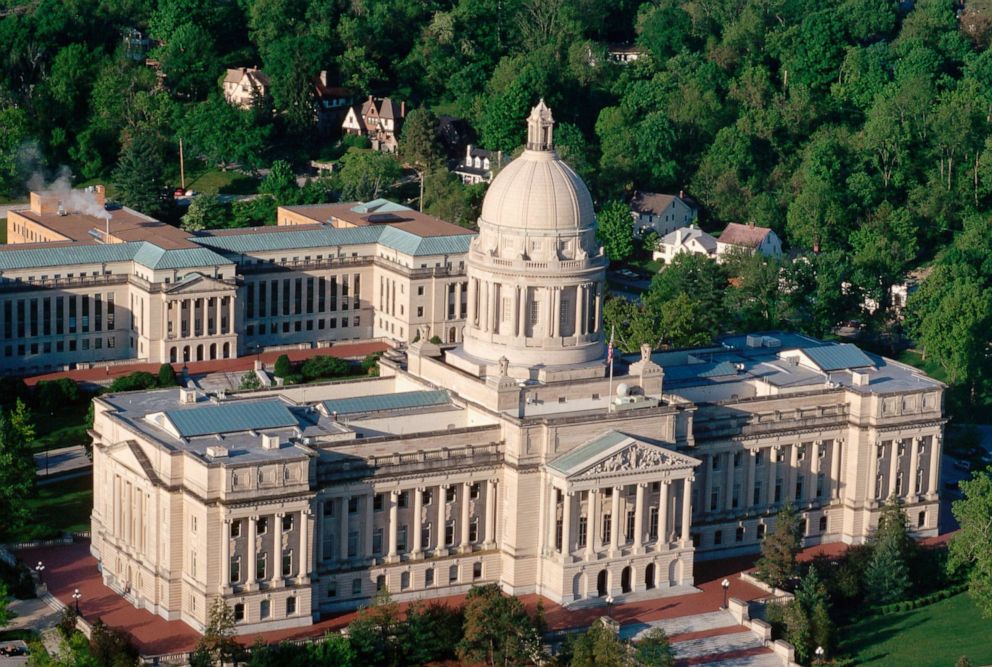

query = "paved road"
[{"left": 34, "top": 445, "right": 90, "bottom": 478}]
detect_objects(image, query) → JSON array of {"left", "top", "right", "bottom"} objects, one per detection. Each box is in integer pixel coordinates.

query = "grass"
[
  {"left": 181, "top": 163, "right": 259, "bottom": 195},
  {"left": 629, "top": 257, "right": 663, "bottom": 274},
  {"left": 17, "top": 473, "right": 93, "bottom": 542},
  {"left": 840, "top": 592, "right": 992, "bottom": 666},
  {"left": 32, "top": 402, "right": 91, "bottom": 454}
]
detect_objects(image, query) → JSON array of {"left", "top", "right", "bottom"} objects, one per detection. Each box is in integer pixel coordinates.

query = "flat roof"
[{"left": 12, "top": 207, "right": 196, "bottom": 249}]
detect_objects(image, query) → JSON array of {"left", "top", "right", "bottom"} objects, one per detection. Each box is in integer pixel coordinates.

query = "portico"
[{"left": 539, "top": 431, "right": 700, "bottom": 603}]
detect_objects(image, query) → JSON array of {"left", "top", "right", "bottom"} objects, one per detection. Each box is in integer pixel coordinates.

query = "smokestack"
[{"left": 400, "top": 100, "right": 405, "bottom": 117}]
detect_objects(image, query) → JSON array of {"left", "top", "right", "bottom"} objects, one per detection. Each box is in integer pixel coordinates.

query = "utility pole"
[{"left": 179, "top": 138, "right": 186, "bottom": 192}]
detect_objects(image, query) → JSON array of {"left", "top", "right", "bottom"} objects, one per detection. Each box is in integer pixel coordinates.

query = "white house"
[
  {"left": 653, "top": 225, "right": 717, "bottom": 264},
  {"left": 629, "top": 191, "right": 696, "bottom": 238},
  {"left": 453, "top": 145, "right": 503, "bottom": 185},
  {"left": 715, "top": 223, "right": 782, "bottom": 262},
  {"left": 222, "top": 67, "right": 270, "bottom": 110}
]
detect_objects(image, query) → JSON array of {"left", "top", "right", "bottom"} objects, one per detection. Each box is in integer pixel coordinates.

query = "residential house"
[
  {"left": 223, "top": 67, "right": 270, "bottom": 110},
  {"left": 313, "top": 72, "right": 352, "bottom": 137},
  {"left": 608, "top": 43, "right": 645, "bottom": 63},
  {"left": 453, "top": 145, "right": 503, "bottom": 185},
  {"left": 715, "top": 222, "right": 782, "bottom": 261},
  {"left": 342, "top": 96, "right": 406, "bottom": 153},
  {"left": 630, "top": 191, "right": 697, "bottom": 238},
  {"left": 653, "top": 225, "right": 717, "bottom": 264}
]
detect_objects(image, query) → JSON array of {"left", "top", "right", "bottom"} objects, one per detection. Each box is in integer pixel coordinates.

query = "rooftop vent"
[
  {"left": 179, "top": 387, "right": 197, "bottom": 404},
  {"left": 57, "top": 202, "right": 67, "bottom": 217},
  {"left": 762, "top": 336, "right": 781, "bottom": 348},
  {"left": 206, "top": 445, "right": 229, "bottom": 458},
  {"left": 745, "top": 335, "right": 763, "bottom": 348},
  {"left": 852, "top": 371, "right": 870, "bottom": 387},
  {"left": 261, "top": 433, "right": 280, "bottom": 450}
]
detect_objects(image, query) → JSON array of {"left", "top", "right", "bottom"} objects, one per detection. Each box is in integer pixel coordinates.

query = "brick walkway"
[{"left": 22, "top": 341, "right": 389, "bottom": 387}]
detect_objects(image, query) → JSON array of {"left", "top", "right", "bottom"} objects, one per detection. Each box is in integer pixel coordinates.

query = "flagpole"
[{"left": 607, "top": 326, "right": 615, "bottom": 412}]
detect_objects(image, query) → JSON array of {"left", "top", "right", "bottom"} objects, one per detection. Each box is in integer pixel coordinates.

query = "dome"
[{"left": 479, "top": 149, "right": 595, "bottom": 232}]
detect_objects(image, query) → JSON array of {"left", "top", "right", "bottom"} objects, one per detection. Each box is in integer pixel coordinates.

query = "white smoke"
[{"left": 26, "top": 164, "right": 112, "bottom": 222}]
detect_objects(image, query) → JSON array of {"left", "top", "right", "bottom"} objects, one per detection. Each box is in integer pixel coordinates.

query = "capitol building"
[{"left": 89, "top": 103, "right": 945, "bottom": 634}]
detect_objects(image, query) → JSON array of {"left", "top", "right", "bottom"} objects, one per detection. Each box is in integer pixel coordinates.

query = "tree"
[
  {"left": 260, "top": 160, "right": 299, "bottom": 204},
  {"left": 195, "top": 598, "right": 239, "bottom": 665},
  {"left": 400, "top": 108, "right": 441, "bottom": 211},
  {"left": 273, "top": 354, "right": 292, "bottom": 378},
  {"left": 568, "top": 618, "right": 627, "bottom": 667},
  {"left": 336, "top": 149, "right": 402, "bottom": 202},
  {"left": 634, "top": 627, "right": 674, "bottom": 666},
  {"left": 109, "top": 372, "right": 159, "bottom": 393},
  {"left": 300, "top": 356, "right": 351, "bottom": 381},
  {"left": 0, "top": 582, "right": 11, "bottom": 629},
  {"left": 949, "top": 466, "right": 992, "bottom": 618},
  {"left": 755, "top": 504, "right": 802, "bottom": 589},
  {"left": 596, "top": 200, "right": 635, "bottom": 262},
  {"left": 0, "top": 106, "right": 30, "bottom": 197},
  {"left": 157, "top": 364, "right": 178, "bottom": 387},
  {"left": 181, "top": 194, "right": 227, "bottom": 232},
  {"left": 89, "top": 618, "right": 140, "bottom": 666},
  {"left": 458, "top": 584, "right": 546, "bottom": 666},
  {"left": 865, "top": 496, "right": 912, "bottom": 605},
  {"left": 178, "top": 96, "right": 271, "bottom": 172},
  {"left": 347, "top": 588, "right": 402, "bottom": 667},
  {"left": 154, "top": 22, "right": 218, "bottom": 99},
  {"left": 113, "top": 131, "right": 165, "bottom": 216},
  {"left": 0, "top": 400, "right": 36, "bottom": 539},
  {"left": 34, "top": 378, "right": 80, "bottom": 414},
  {"left": 239, "top": 372, "right": 262, "bottom": 390},
  {"left": 399, "top": 601, "right": 464, "bottom": 665}
]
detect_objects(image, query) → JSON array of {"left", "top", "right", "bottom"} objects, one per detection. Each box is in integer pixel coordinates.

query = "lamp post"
[
  {"left": 721, "top": 578, "right": 730, "bottom": 609},
  {"left": 605, "top": 594, "right": 614, "bottom": 616},
  {"left": 34, "top": 561, "right": 44, "bottom": 583},
  {"left": 72, "top": 588, "right": 81, "bottom": 614},
  {"left": 814, "top": 646, "right": 825, "bottom": 665}
]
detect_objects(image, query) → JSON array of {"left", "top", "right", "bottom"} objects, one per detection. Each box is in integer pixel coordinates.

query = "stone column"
[
  {"left": 830, "top": 440, "right": 842, "bottom": 499},
  {"left": 436, "top": 484, "right": 448, "bottom": 555},
  {"left": 634, "top": 483, "right": 645, "bottom": 553},
  {"left": 228, "top": 295, "right": 234, "bottom": 334},
  {"left": 725, "top": 452, "right": 735, "bottom": 511},
  {"left": 574, "top": 285, "right": 584, "bottom": 336},
  {"left": 273, "top": 512, "right": 284, "bottom": 584},
  {"left": 467, "top": 278, "right": 477, "bottom": 326},
  {"left": 484, "top": 479, "right": 497, "bottom": 548},
  {"left": 586, "top": 489, "right": 598, "bottom": 560},
  {"left": 561, "top": 491, "right": 572, "bottom": 560},
  {"left": 593, "top": 284, "right": 601, "bottom": 332},
  {"left": 113, "top": 476, "right": 120, "bottom": 537},
  {"left": 412, "top": 487, "right": 424, "bottom": 558},
  {"left": 888, "top": 440, "right": 901, "bottom": 498},
  {"left": 246, "top": 516, "right": 257, "bottom": 586},
  {"left": 314, "top": 500, "right": 324, "bottom": 564},
  {"left": 703, "top": 454, "right": 713, "bottom": 514},
  {"left": 810, "top": 442, "right": 822, "bottom": 500},
  {"left": 768, "top": 447, "right": 779, "bottom": 506},
  {"left": 363, "top": 494, "right": 374, "bottom": 557},
  {"left": 907, "top": 438, "right": 920, "bottom": 500},
  {"left": 221, "top": 518, "right": 230, "bottom": 591},
  {"left": 339, "top": 497, "right": 349, "bottom": 561},
  {"left": 609, "top": 486, "right": 621, "bottom": 556},
  {"left": 746, "top": 450, "right": 757, "bottom": 510},
  {"left": 125, "top": 483, "right": 132, "bottom": 544},
  {"left": 866, "top": 441, "right": 880, "bottom": 503},
  {"left": 387, "top": 490, "right": 399, "bottom": 561},
  {"left": 545, "top": 483, "right": 557, "bottom": 555},
  {"left": 681, "top": 477, "right": 693, "bottom": 546},
  {"left": 455, "top": 282, "right": 463, "bottom": 319},
  {"left": 788, "top": 444, "right": 799, "bottom": 502},
  {"left": 927, "top": 435, "right": 940, "bottom": 499},
  {"left": 460, "top": 482, "right": 472, "bottom": 552},
  {"left": 299, "top": 508, "right": 310, "bottom": 581},
  {"left": 547, "top": 287, "right": 556, "bottom": 338},
  {"left": 656, "top": 481, "right": 669, "bottom": 550},
  {"left": 517, "top": 286, "right": 528, "bottom": 338}
]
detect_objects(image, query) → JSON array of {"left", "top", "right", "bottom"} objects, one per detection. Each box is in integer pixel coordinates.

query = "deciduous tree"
[{"left": 949, "top": 466, "right": 992, "bottom": 618}]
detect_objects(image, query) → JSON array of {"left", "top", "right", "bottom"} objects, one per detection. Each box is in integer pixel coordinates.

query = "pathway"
[
  {"left": 626, "top": 610, "right": 781, "bottom": 666},
  {"left": 34, "top": 445, "right": 90, "bottom": 479}
]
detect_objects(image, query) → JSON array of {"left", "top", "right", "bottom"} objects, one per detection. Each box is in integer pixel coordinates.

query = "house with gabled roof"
[
  {"left": 342, "top": 95, "right": 407, "bottom": 153},
  {"left": 630, "top": 191, "right": 697, "bottom": 238},
  {"left": 222, "top": 67, "right": 270, "bottom": 110},
  {"left": 715, "top": 222, "right": 782, "bottom": 261}
]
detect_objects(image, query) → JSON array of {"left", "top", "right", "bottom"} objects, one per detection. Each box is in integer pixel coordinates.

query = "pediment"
[
  {"left": 547, "top": 430, "right": 700, "bottom": 482},
  {"left": 165, "top": 273, "right": 233, "bottom": 294}
]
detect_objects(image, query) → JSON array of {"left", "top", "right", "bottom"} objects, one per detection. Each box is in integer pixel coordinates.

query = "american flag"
[{"left": 607, "top": 326, "right": 615, "bottom": 365}]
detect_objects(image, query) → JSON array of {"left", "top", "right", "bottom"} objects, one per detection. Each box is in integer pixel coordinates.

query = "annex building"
[
  {"left": 88, "top": 103, "right": 945, "bottom": 636},
  {"left": 2, "top": 188, "right": 473, "bottom": 374}
]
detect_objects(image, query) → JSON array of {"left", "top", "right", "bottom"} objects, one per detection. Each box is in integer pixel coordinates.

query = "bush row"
[{"left": 869, "top": 584, "right": 968, "bottom": 617}]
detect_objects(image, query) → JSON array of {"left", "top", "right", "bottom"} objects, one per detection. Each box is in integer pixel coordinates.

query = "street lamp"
[
  {"left": 815, "top": 646, "right": 825, "bottom": 664},
  {"left": 605, "top": 594, "right": 614, "bottom": 616},
  {"left": 34, "top": 561, "right": 44, "bottom": 583},
  {"left": 721, "top": 578, "right": 731, "bottom": 609},
  {"left": 72, "top": 588, "right": 81, "bottom": 614}
]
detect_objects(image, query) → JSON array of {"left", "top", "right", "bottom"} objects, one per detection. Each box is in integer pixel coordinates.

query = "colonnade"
[
  {"left": 468, "top": 278, "right": 601, "bottom": 339},
  {"left": 866, "top": 435, "right": 939, "bottom": 503},
  {"left": 165, "top": 294, "right": 234, "bottom": 340},
  {"left": 221, "top": 509, "right": 312, "bottom": 592},
  {"left": 548, "top": 477, "right": 693, "bottom": 561}
]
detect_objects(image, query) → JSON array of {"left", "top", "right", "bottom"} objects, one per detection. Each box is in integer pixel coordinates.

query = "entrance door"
[
  {"left": 621, "top": 566, "right": 632, "bottom": 593},
  {"left": 597, "top": 570, "right": 608, "bottom": 597}
]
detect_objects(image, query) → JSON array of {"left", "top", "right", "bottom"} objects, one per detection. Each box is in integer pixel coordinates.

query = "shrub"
[
  {"left": 361, "top": 353, "right": 381, "bottom": 377},
  {"left": 109, "top": 372, "right": 159, "bottom": 393},
  {"left": 34, "top": 378, "right": 80, "bottom": 412},
  {"left": 429, "top": 335, "right": 443, "bottom": 345},
  {"left": 300, "top": 355, "right": 351, "bottom": 381},
  {"left": 273, "top": 354, "right": 293, "bottom": 378},
  {"left": 57, "top": 606, "right": 78, "bottom": 638},
  {"left": 239, "top": 372, "right": 261, "bottom": 390},
  {"left": 157, "top": 363, "right": 178, "bottom": 387}
]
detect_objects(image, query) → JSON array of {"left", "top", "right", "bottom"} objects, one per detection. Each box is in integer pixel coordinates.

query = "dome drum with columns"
[{"left": 455, "top": 101, "right": 608, "bottom": 377}]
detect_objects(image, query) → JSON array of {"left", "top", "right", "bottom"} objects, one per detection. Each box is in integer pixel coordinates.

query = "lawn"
[
  {"left": 181, "top": 163, "right": 259, "bottom": 195},
  {"left": 32, "top": 401, "right": 91, "bottom": 454},
  {"left": 18, "top": 473, "right": 93, "bottom": 542},
  {"left": 840, "top": 592, "right": 992, "bottom": 666}
]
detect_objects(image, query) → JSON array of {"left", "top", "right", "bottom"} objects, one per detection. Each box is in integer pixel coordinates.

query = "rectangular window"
[
  {"left": 230, "top": 557, "right": 240, "bottom": 583},
  {"left": 648, "top": 507, "right": 658, "bottom": 539},
  {"left": 625, "top": 510, "right": 635, "bottom": 543},
  {"left": 352, "top": 578, "right": 362, "bottom": 595},
  {"left": 282, "top": 550, "right": 292, "bottom": 576},
  {"left": 445, "top": 521, "right": 455, "bottom": 546},
  {"left": 318, "top": 277, "right": 326, "bottom": 312},
  {"left": 306, "top": 278, "right": 314, "bottom": 314},
  {"left": 398, "top": 526, "right": 407, "bottom": 552},
  {"left": 602, "top": 514, "right": 612, "bottom": 545},
  {"left": 286, "top": 597, "right": 296, "bottom": 615},
  {"left": 736, "top": 526, "right": 744, "bottom": 542},
  {"left": 425, "top": 568, "right": 434, "bottom": 586},
  {"left": 247, "top": 283, "right": 255, "bottom": 319},
  {"left": 578, "top": 516, "right": 588, "bottom": 546},
  {"left": 231, "top": 520, "right": 241, "bottom": 538},
  {"left": 256, "top": 552, "right": 266, "bottom": 580},
  {"left": 257, "top": 517, "right": 268, "bottom": 534}
]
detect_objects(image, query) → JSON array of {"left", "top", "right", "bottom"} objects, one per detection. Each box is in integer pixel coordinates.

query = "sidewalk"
[{"left": 23, "top": 341, "right": 389, "bottom": 387}]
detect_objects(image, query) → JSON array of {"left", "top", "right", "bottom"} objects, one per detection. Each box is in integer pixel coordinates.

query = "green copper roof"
[
  {"left": 164, "top": 400, "right": 299, "bottom": 437},
  {"left": 321, "top": 390, "right": 451, "bottom": 416},
  {"left": 132, "top": 244, "right": 233, "bottom": 270},
  {"left": 803, "top": 343, "right": 874, "bottom": 371},
  {"left": 0, "top": 242, "right": 146, "bottom": 270},
  {"left": 548, "top": 430, "right": 631, "bottom": 474},
  {"left": 196, "top": 226, "right": 473, "bottom": 257}
]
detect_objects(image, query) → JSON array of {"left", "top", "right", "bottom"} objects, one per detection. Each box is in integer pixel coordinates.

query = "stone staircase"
[{"left": 626, "top": 609, "right": 783, "bottom": 666}]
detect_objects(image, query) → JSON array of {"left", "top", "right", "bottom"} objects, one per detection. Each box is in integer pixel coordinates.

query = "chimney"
[
  {"left": 400, "top": 100, "right": 405, "bottom": 117},
  {"left": 319, "top": 70, "right": 329, "bottom": 87},
  {"left": 675, "top": 229, "right": 684, "bottom": 245},
  {"left": 679, "top": 189, "right": 684, "bottom": 199},
  {"left": 466, "top": 144, "right": 473, "bottom": 160},
  {"left": 94, "top": 184, "right": 106, "bottom": 209}
]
